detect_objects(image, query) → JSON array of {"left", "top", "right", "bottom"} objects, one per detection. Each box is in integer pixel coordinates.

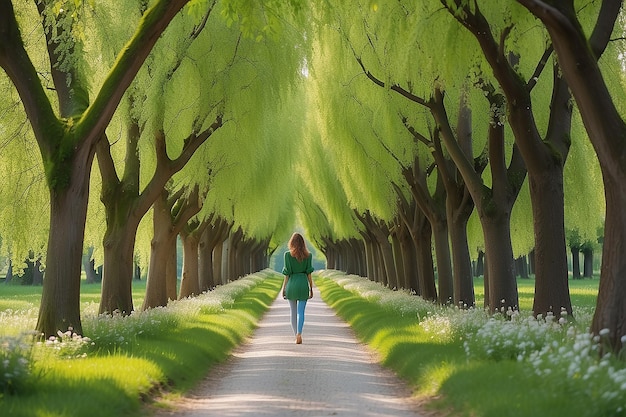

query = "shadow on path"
[{"left": 151, "top": 286, "right": 424, "bottom": 417}]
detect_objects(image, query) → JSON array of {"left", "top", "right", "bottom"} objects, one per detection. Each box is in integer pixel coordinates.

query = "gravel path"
[{"left": 151, "top": 286, "right": 426, "bottom": 417}]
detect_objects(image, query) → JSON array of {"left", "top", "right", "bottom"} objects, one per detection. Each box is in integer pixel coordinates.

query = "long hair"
[{"left": 288, "top": 232, "right": 310, "bottom": 262}]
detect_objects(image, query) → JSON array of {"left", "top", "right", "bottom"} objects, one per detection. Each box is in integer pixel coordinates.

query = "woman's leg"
[
  {"left": 296, "top": 300, "right": 308, "bottom": 334},
  {"left": 288, "top": 299, "right": 298, "bottom": 335}
]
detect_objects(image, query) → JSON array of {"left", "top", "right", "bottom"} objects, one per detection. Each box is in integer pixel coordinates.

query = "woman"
[{"left": 282, "top": 232, "right": 314, "bottom": 344}]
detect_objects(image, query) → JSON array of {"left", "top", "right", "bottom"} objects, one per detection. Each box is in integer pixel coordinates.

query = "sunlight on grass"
[
  {"left": 43, "top": 355, "right": 163, "bottom": 396},
  {"left": 418, "top": 362, "right": 455, "bottom": 396},
  {"left": 316, "top": 270, "right": 626, "bottom": 417},
  {"left": 0, "top": 269, "right": 282, "bottom": 417}
]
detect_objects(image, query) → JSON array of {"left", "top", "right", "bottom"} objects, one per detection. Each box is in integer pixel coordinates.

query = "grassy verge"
[
  {"left": 315, "top": 271, "right": 625, "bottom": 417},
  {"left": 1, "top": 270, "right": 282, "bottom": 417}
]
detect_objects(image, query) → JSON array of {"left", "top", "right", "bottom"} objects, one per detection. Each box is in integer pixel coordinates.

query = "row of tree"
[
  {"left": 293, "top": 0, "right": 623, "bottom": 352},
  {"left": 0, "top": 1, "right": 625, "bottom": 354},
  {"left": 0, "top": 0, "right": 306, "bottom": 337}
]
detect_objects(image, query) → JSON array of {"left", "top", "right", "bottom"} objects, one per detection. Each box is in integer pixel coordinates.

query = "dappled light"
[{"left": 1, "top": 1, "right": 626, "bottom": 416}]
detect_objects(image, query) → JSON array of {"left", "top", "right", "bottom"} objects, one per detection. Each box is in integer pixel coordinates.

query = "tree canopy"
[{"left": 0, "top": 0, "right": 621, "bottom": 347}]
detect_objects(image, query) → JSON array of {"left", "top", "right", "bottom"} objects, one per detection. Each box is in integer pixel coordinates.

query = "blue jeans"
[{"left": 288, "top": 299, "right": 308, "bottom": 335}]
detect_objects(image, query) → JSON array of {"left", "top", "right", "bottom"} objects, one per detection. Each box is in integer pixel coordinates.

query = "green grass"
[
  {"left": 316, "top": 273, "right": 623, "bottom": 417},
  {"left": 0, "top": 280, "right": 148, "bottom": 315},
  {"left": 472, "top": 275, "right": 599, "bottom": 311},
  {"left": 0, "top": 271, "right": 282, "bottom": 417},
  {"left": 0, "top": 273, "right": 610, "bottom": 417}
]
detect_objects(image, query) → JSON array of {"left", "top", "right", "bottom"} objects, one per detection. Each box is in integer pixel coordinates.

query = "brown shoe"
[{"left": 296, "top": 334, "right": 302, "bottom": 344}]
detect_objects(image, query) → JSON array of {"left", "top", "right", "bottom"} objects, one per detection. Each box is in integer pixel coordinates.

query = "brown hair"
[{"left": 288, "top": 232, "right": 310, "bottom": 262}]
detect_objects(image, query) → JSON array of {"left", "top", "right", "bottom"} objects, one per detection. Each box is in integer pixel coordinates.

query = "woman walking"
[{"left": 282, "top": 232, "right": 314, "bottom": 344}]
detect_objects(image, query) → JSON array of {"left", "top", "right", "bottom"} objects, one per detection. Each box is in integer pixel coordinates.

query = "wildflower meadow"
[
  {"left": 316, "top": 270, "right": 626, "bottom": 417},
  {"left": 0, "top": 269, "right": 282, "bottom": 417},
  {"left": 2, "top": 268, "right": 625, "bottom": 417}
]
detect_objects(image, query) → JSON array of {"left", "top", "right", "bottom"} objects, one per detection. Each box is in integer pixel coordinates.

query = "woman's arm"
[
  {"left": 282, "top": 276, "right": 289, "bottom": 298},
  {"left": 307, "top": 274, "right": 313, "bottom": 298}
]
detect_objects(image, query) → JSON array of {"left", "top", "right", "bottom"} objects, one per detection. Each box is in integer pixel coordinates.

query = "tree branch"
[
  {"left": 171, "top": 113, "right": 224, "bottom": 173},
  {"left": 96, "top": 133, "right": 120, "bottom": 191},
  {"left": 77, "top": 0, "right": 190, "bottom": 148},
  {"left": 526, "top": 44, "right": 554, "bottom": 92},
  {"left": 346, "top": 38, "right": 429, "bottom": 107},
  {"left": 0, "top": 0, "right": 61, "bottom": 156}
]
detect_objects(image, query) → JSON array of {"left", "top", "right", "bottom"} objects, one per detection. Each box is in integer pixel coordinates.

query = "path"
[{"left": 151, "top": 286, "right": 426, "bottom": 417}]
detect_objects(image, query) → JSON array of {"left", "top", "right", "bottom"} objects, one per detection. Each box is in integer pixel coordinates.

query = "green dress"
[{"left": 282, "top": 251, "right": 314, "bottom": 301}]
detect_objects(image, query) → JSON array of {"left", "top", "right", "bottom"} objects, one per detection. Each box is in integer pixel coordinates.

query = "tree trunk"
[
  {"left": 362, "top": 233, "right": 376, "bottom": 279},
  {"left": 200, "top": 218, "right": 230, "bottom": 290},
  {"left": 448, "top": 199, "right": 475, "bottom": 307},
  {"left": 322, "top": 237, "right": 336, "bottom": 270},
  {"left": 515, "top": 255, "right": 529, "bottom": 279},
  {"left": 483, "top": 251, "right": 490, "bottom": 310},
  {"left": 4, "top": 260, "right": 13, "bottom": 284},
  {"left": 142, "top": 192, "right": 174, "bottom": 309},
  {"left": 227, "top": 228, "right": 244, "bottom": 281},
  {"left": 143, "top": 185, "right": 200, "bottom": 309},
  {"left": 33, "top": 258, "right": 43, "bottom": 286},
  {"left": 475, "top": 250, "right": 485, "bottom": 277},
  {"left": 180, "top": 218, "right": 209, "bottom": 298},
  {"left": 199, "top": 227, "right": 215, "bottom": 291},
  {"left": 36, "top": 145, "right": 95, "bottom": 336},
  {"left": 527, "top": 154, "right": 572, "bottom": 316},
  {"left": 593, "top": 187, "right": 626, "bottom": 350},
  {"left": 582, "top": 247, "right": 594, "bottom": 278},
  {"left": 445, "top": 1, "right": 574, "bottom": 318},
  {"left": 432, "top": 222, "right": 453, "bottom": 304},
  {"left": 514, "top": 0, "right": 624, "bottom": 348},
  {"left": 179, "top": 231, "right": 201, "bottom": 298},
  {"left": 482, "top": 215, "right": 519, "bottom": 312},
  {"left": 402, "top": 158, "right": 451, "bottom": 304},
  {"left": 416, "top": 217, "right": 437, "bottom": 301},
  {"left": 379, "top": 237, "right": 397, "bottom": 289},
  {"left": 165, "top": 236, "right": 178, "bottom": 301},
  {"left": 393, "top": 219, "right": 414, "bottom": 291},
  {"left": 437, "top": 97, "right": 476, "bottom": 307},
  {"left": 363, "top": 214, "right": 398, "bottom": 290},
  {"left": 399, "top": 232, "right": 418, "bottom": 293},
  {"left": 390, "top": 230, "right": 405, "bottom": 289},
  {"left": 477, "top": 121, "right": 523, "bottom": 313},
  {"left": 214, "top": 239, "right": 226, "bottom": 285},
  {"left": 99, "top": 225, "right": 137, "bottom": 314},
  {"left": 395, "top": 193, "right": 422, "bottom": 295},
  {"left": 571, "top": 247, "right": 581, "bottom": 279},
  {"left": 83, "top": 257, "right": 99, "bottom": 284},
  {"left": 83, "top": 246, "right": 97, "bottom": 283}
]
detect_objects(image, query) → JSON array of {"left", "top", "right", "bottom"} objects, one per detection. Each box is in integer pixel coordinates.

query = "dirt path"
[{"left": 150, "top": 286, "right": 426, "bottom": 417}]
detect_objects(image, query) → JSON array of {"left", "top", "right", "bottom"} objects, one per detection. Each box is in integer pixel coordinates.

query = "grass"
[
  {"left": 0, "top": 280, "right": 149, "bottom": 337},
  {"left": 0, "top": 270, "right": 283, "bottom": 417},
  {"left": 316, "top": 271, "right": 625, "bottom": 417},
  {"left": 472, "top": 275, "right": 599, "bottom": 312},
  {"left": 1, "top": 271, "right": 617, "bottom": 417}
]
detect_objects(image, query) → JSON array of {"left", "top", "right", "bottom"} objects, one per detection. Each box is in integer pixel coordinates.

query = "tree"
[
  {"left": 339, "top": 15, "right": 521, "bottom": 310},
  {"left": 198, "top": 215, "right": 231, "bottom": 290},
  {"left": 348, "top": 40, "right": 480, "bottom": 305},
  {"left": 516, "top": 0, "right": 625, "bottom": 352},
  {"left": 567, "top": 228, "right": 583, "bottom": 279},
  {"left": 442, "top": 0, "right": 578, "bottom": 317},
  {"left": 142, "top": 185, "right": 201, "bottom": 309},
  {"left": 0, "top": 0, "right": 191, "bottom": 337},
  {"left": 95, "top": 0, "right": 310, "bottom": 312}
]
